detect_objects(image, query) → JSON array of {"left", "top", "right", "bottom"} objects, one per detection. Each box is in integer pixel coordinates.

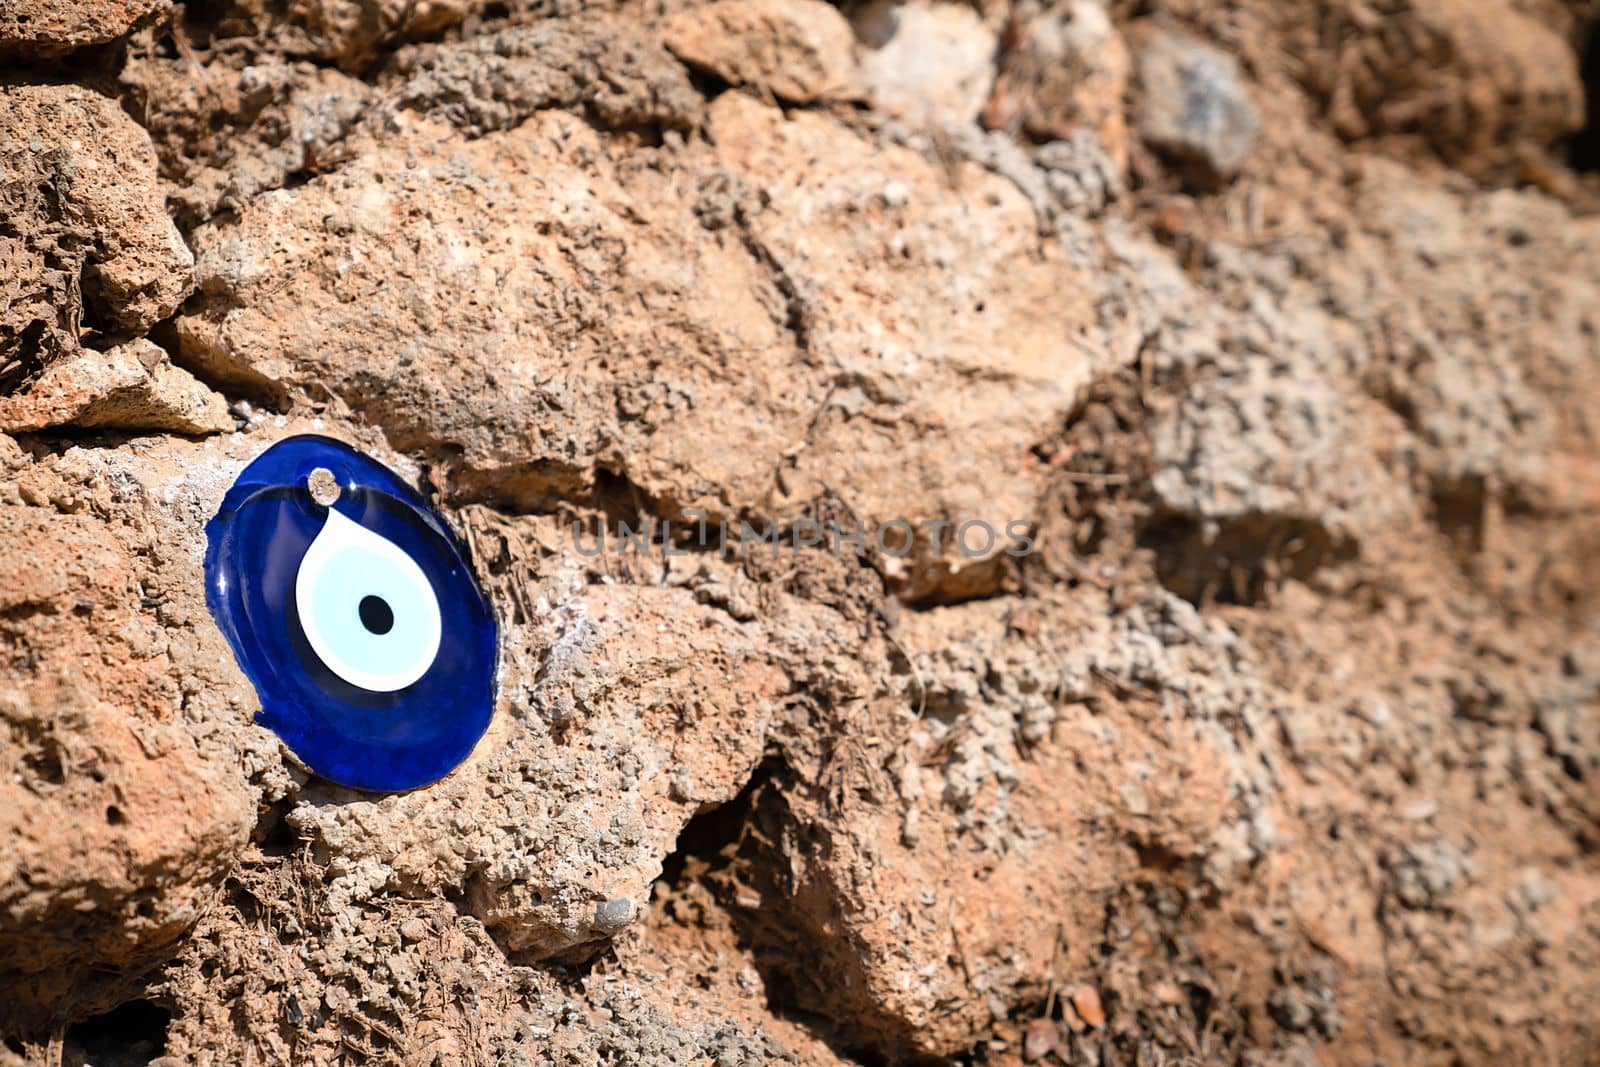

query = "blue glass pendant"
[{"left": 204, "top": 436, "right": 497, "bottom": 792}]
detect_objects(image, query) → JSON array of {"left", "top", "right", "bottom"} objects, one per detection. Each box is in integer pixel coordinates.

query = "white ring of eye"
[{"left": 294, "top": 508, "right": 443, "bottom": 693}]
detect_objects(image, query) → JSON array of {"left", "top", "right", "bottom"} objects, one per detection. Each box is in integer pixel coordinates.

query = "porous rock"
[
  {"left": 0, "top": 84, "right": 193, "bottom": 343},
  {"left": 387, "top": 16, "right": 702, "bottom": 135},
  {"left": 157, "top": 886, "right": 820, "bottom": 1065},
  {"left": 662, "top": 0, "right": 858, "bottom": 103},
  {"left": 181, "top": 91, "right": 1140, "bottom": 603},
  {"left": 120, "top": 54, "right": 376, "bottom": 228},
  {"left": 744, "top": 591, "right": 1266, "bottom": 1056},
  {"left": 0, "top": 440, "right": 269, "bottom": 1029},
  {"left": 0, "top": 339, "right": 232, "bottom": 436},
  {"left": 9, "top": 2, "right": 1600, "bottom": 1063},
  {"left": 0, "top": 0, "right": 167, "bottom": 58}
]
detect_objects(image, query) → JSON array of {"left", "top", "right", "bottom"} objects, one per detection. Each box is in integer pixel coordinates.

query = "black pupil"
[{"left": 358, "top": 595, "right": 394, "bottom": 635}]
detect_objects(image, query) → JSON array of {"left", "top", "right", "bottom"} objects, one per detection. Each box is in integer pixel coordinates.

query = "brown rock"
[
  {"left": 127, "top": 14, "right": 697, "bottom": 229},
  {"left": 0, "top": 84, "right": 193, "bottom": 343},
  {"left": 388, "top": 17, "right": 701, "bottom": 136},
  {"left": 985, "top": 0, "right": 1131, "bottom": 166},
  {"left": 748, "top": 593, "right": 1251, "bottom": 1056},
  {"left": 1305, "top": 0, "right": 1583, "bottom": 168},
  {"left": 268, "top": 0, "right": 481, "bottom": 69},
  {"left": 121, "top": 54, "right": 376, "bottom": 229},
  {"left": 663, "top": 0, "right": 858, "bottom": 103},
  {"left": 178, "top": 109, "right": 658, "bottom": 491},
  {"left": 0, "top": 231, "right": 72, "bottom": 377},
  {"left": 181, "top": 94, "right": 1135, "bottom": 602},
  {"left": 680, "top": 94, "right": 1133, "bottom": 601},
  {"left": 0, "top": 0, "right": 167, "bottom": 58},
  {"left": 1069, "top": 984, "right": 1105, "bottom": 1028},
  {"left": 0, "top": 339, "right": 232, "bottom": 435},
  {"left": 16, "top": 6, "right": 1597, "bottom": 1064},
  {"left": 0, "top": 500, "right": 254, "bottom": 1029},
  {"left": 1022, "top": 1016, "right": 1059, "bottom": 1060}
]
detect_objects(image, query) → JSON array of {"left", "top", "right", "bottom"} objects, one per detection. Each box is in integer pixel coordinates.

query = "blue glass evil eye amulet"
[{"left": 205, "top": 436, "right": 497, "bottom": 792}]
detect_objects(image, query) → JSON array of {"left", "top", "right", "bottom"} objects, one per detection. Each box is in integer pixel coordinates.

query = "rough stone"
[
  {"left": 119, "top": 55, "right": 376, "bottom": 229},
  {"left": 0, "top": 84, "right": 193, "bottom": 344},
  {"left": 180, "top": 92, "right": 1139, "bottom": 603},
  {"left": 744, "top": 590, "right": 1266, "bottom": 1056},
  {"left": 247, "top": 0, "right": 484, "bottom": 69},
  {"left": 0, "top": 339, "right": 232, "bottom": 436},
  {"left": 661, "top": 93, "right": 1137, "bottom": 602},
  {"left": 853, "top": 0, "right": 997, "bottom": 128},
  {"left": 156, "top": 885, "right": 828, "bottom": 1065},
  {"left": 0, "top": 0, "right": 167, "bottom": 58},
  {"left": 0, "top": 471, "right": 258, "bottom": 1029},
  {"left": 662, "top": 0, "right": 858, "bottom": 103},
  {"left": 5, "top": 3, "right": 1600, "bottom": 1064},
  {"left": 1135, "top": 25, "right": 1260, "bottom": 186},
  {"left": 388, "top": 16, "right": 701, "bottom": 136}
]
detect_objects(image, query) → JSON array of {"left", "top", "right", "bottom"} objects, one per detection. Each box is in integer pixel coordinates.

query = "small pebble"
[{"left": 594, "top": 897, "right": 634, "bottom": 931}]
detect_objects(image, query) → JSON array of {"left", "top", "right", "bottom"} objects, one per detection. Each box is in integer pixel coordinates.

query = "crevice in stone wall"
[
  {"left": 63, "top": 999, "right": 172, "bottom": 1067},
  {"left": 1571, "top": 16, "right": 1600, "bottom": 173}
]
